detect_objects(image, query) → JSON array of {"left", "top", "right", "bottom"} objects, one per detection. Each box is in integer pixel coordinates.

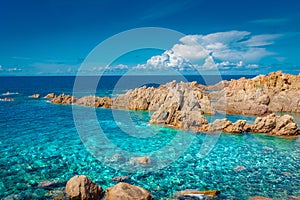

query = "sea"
[{"left": 0, "top": 75, "right": 300, "bottom": 200}]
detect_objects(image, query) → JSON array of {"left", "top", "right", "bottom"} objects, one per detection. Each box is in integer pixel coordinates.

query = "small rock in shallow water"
[
  {"left": 106, "top": 182, "right": 153, "bottom": 200},
  {"left": 65, "top": 175, "right": 103, "bottom": 200}
]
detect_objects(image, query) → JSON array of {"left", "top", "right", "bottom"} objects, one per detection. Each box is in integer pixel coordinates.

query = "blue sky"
[{"left": 0, "top": 0, "right": 300, "bottom": 75}]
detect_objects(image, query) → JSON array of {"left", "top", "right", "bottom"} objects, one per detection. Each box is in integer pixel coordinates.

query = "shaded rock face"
[
  {"left": 105, "top": 182, "right": 153, "bottom": 200},
  {"left": 65, "top": 175, "right": 103, "bottom": 200},
  {"left": 249, "top": 113, "right": 299, "bottom": 136},
  {"left": 213, "top": 71, "right": 300, "bottom": 115},
  {"left": 149, "top": 81, "right": 213, "bottom": 130}
]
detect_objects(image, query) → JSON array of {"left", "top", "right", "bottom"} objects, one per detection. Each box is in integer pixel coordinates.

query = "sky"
[{"left": 0, "top": 0, "right": 300, "bottom": 75}]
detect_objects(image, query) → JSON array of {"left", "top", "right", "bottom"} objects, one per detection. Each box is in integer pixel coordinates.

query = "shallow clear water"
[{"left": 0, "top": 76, "right": 299, "bottom": 200}]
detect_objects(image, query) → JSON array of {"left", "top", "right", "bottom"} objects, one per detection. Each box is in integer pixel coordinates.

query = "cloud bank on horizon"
[
  {"left": 0, "top": 30, "right": 290, "bottom": 75},
  {"left": 134, "top": 30, "right": 280, "bottom": 73}
]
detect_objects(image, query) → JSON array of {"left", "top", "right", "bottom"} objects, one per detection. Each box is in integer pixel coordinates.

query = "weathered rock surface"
[
  {"left": 51, "top": 94, "right": 77, "bottom": 105},
  {"left": 48, "top": 72, "right": 300, "bottom": 136},
  {"left": 199, "top": 119, "right": 246, "bottom": 134},
  {"left": 65, "top": 175, "right": 103, "bottom": 200},
  {"left": 76, "top": 96, "right": 112, "bottom": 108},
  {"left": 212, "top": 71, "right": 300, "bottom": 115},
  {"left": 249, "top": 113, "right": 299, "bottom": 136},
  {"left": 105, "top": 182, "right": 153, "bottom": 200}
]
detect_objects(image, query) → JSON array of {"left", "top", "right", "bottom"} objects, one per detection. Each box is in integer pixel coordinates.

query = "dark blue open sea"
[{"left": 0, "top": 76, "right": 300, "bottom": 199}]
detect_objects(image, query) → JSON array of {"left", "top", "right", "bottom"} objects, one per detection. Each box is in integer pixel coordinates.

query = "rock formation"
[
  {"left": 29, "top": 94, "right": 40, "bottom": 98},
  {"left": 65, "top": 175, "right": 103, "bottom": 200},
  {"left": 45, "top": 93, "right": 57, "bottom": 98},
  {"left": 50, "top": 94, "right": 77, "bottom": 105},
  {"left": 249, "top": 113, "right": 299, "bottom": 136},
  {"left": 212, "top": 71, "right": 300, "bottom": 115},
  {"left": 47, "top": 71, "right": 300, "bottom": 136},
  {"left": 199, "top": 119, "right": 246, "bottom": 133},
  {"left": 105, "top": 182, "right": 153, "bottom": 200}
]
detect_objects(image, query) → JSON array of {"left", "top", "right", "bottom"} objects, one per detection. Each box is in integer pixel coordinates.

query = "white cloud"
[
  {"left": 0, "top": 65, "right": 3, "bottom": 71},
  {"left": 6, "top": 68, "right": 22, "bottom": 72},
  {"left": 139, "top": 30, "right": 280, "bottom": 72}
]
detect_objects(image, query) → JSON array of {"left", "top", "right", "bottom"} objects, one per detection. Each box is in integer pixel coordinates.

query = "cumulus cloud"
[
  {"left": 0, "top": 65, "right": 3, "bottom": 71},
  {"left": 140, "top": 30, "right": 280, "bottom": 72}
]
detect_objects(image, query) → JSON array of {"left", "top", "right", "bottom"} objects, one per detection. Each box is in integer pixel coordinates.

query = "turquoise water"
[{"left": 0, "top": 76, "right": 300, "bottom": 199}]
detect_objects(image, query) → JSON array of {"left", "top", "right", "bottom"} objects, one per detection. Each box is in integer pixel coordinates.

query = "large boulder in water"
[
  {"left": 249, "top": 113, "right": 299, "bottom": 136},
  {"left": 65, "top": 175, "right": 103, "bottom": 200},
  {"left": 105, "top": 182, "right": 153, "bottom": 200}
]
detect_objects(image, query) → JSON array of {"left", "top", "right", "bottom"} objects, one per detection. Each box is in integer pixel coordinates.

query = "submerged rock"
[
  {"left": 105, "top": 182, "right": 153, "bottom": 200},
  {"left": 38, "top": 180, "right": 64, "bottom": 190},
  {"left": 65, "top": 175, "right": 103, "bottom": 200},
  {"left": 248, "top": 196, "right": 272, "bottom": 200},
  {"left": 176, "top": 190, "right": 220, "bottom": 200},
  {"left": 111, "top": 176, "right": 131, "bottom": 182},
  {"left": 129, "top": 156, "right": 151, "bottom": 165}
]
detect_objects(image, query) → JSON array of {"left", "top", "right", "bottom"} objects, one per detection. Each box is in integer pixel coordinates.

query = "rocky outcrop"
[
  {"left": 105, "top": 182, "right": 153, "bottom": 200},
  {"left": 199, "top": 119, "right": 246, "bottom": 133},
  {"left": 29, "top": 94, "right": 40, "bottom": 98},
  {"left": 213, "top": 71, "right": 300, "bottom": 115},
  {"left": 45, "top": 93, "right": 57, "bottom": 98},
  {"left": 76, "top": 96, "right": 112, "bottom": 108},
  {"left": 249, "top": 113, "right": 299, "bottom": 136},
  {"left": 51, "top": 94, "right": 77, "bottom": 105},
  {"left": 65, "top": 175, "right": 103, "bottom": 200}
]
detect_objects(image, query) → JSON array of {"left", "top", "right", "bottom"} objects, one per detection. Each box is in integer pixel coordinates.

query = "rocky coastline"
[{"left": 46, "top": 71, "right": 300, "bottom": 137}]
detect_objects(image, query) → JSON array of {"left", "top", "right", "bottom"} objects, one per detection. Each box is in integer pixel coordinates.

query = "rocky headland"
[{"left": 46, "top": 71, "right": 300, "bottom": 136}]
